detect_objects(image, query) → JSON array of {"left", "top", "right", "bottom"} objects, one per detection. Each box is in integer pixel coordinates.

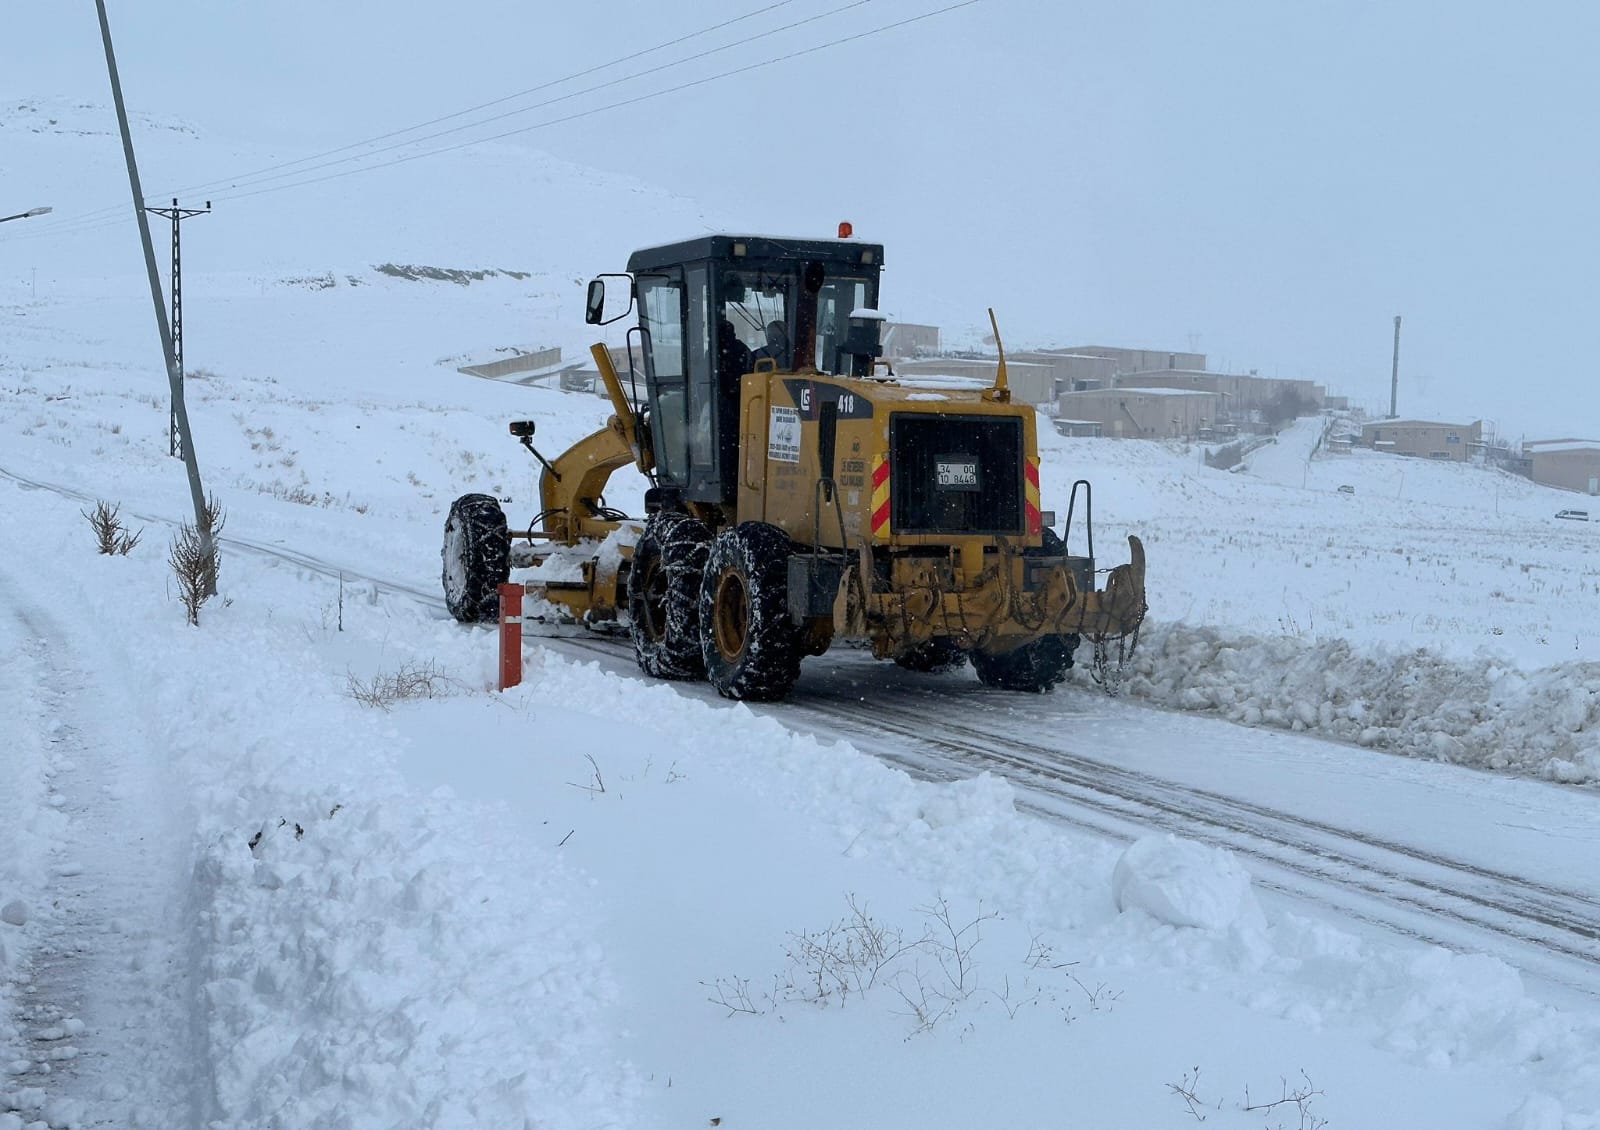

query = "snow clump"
[{"left": 1112, "top": 833, "right": 1260, "bottom": 931}]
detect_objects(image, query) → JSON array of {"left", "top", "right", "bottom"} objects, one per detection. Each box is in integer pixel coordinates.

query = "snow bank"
[
  {"left": 1096, "top": 622, "right": 1600, "bottom": 782},
  {"left": 47, "top": 537, "right": 640, "bottom": 1129}
]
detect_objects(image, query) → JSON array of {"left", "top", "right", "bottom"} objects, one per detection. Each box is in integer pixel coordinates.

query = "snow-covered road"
[
  {"left": 545, "top": 633, "right": 1600, "bottom": 1002},
  {"left": 0, "top": 565, "right": 197, "bottom": 1127},
  {"left": 10, "top": 458, "right": 1599, "bottom": 1011}
]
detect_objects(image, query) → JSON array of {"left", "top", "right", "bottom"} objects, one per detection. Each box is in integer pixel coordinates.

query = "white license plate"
[{"left": 936, "top": 460, "right": 978, "bottom": 488}]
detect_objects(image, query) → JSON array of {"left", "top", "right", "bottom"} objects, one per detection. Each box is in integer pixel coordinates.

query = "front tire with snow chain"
[
  {"left": 442, "top": 493, "right": 510, "bottom": 623},
  {"left": 699, "top": 522, "right": 802, "bottom": 702},
  {"left": 628, "top": 511, "right": 710, "bottom": 680},
  {"left": 971, "top": 633, "right": 1079, "bottom": 693}
]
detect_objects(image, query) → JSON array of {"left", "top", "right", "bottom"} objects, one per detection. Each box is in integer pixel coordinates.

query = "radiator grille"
[{"left": 889, "top": 414, "right": 1024, "bottom": 535}]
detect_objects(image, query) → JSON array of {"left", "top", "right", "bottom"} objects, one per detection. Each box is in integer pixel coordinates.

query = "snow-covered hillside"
[{"left": 3, "top": 102, "right": 1599, "bottom": 1130}]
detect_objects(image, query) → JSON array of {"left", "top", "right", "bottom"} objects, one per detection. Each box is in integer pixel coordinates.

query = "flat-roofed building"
[
  {"left": 893, "top": 357, "right": 1058, "bottom": 406},
  {"left": 1361, "top": 418, "right": 1482, "bottom": 461},
  {"left": 879, "top": 322, "right": 939, "bottom": 359},
  {"left": 1011, "top": 351, "right": 1119, "bottom": 395},
  {"left": 1054, "top": 386, "right": 1224, "bottom": 439},
  {"left": 1046, "top": 345, "right": 1207, "bottom": 374},
  {"left": 1523, "top": 439, "right": 1600, "bottom": 494},
  {"left": 1118, "top": 370, "right": 1325, "bottom": 421}
]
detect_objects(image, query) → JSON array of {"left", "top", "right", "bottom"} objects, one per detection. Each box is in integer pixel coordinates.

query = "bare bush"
[
  {"left": 82, "top": 500, "right": 143, "bottom": 555},
  {"left": 198, "top": 493, "right": 225, "bottom": 594},
  {"left": 1167, "top": 1066, "right": 1211, "bottom": 1121},
  {"left": 710, "top": 894, "right": 1047, "bottom": 1038},
  {"left": 566, "top": 753, "right": 607, "bottom": 795},
  {"left": 1166, "top": 1068, "right": 1329, "bottom": 1128},
  {"left": 779, "top": 894, "right": 918, "bottom": 1005},
  {"left": 169, "top": 493, "right": 225, "bottom": 625},
  {"left": 1244, "top": 1072, "right": 1327, "bottom": 1130},
  {"left": 345, "top": 660, "right": 455, "bottom": 710}
]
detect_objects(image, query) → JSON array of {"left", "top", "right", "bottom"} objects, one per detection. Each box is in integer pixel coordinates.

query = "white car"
[{"left": 1555, "top": 509, "right": 1590, "bottom": 521}]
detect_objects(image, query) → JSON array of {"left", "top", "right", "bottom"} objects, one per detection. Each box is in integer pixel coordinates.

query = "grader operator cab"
[{"left": 442, "top": 232, "right": 1147, "bottom": 701}]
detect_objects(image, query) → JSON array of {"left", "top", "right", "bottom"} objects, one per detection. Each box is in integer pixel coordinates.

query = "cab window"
[
  {"left": 638, "top": 273, "right": 688, "bottom": 486},
  {"left": 815, "top": 276, "right": 873, "bottom": 374}
]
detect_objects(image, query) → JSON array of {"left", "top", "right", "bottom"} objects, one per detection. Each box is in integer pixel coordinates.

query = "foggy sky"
[{"left": 6, "top": 0, "right": 1598, "bottom": 440}]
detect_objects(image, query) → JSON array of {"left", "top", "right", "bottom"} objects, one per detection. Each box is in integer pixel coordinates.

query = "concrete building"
[
  {"left": 1523, "top": 440, "right": 1600, "bottom": 495},
  {"left": 1361, "top": 418, "right": 1482, "bottom": 462},
  {"left": 1054, "top": 386, "right": 1224, "bottom": 439},
  {"left": 893, "top": 357, "right": 1058, "bottom": 406},
  {"left": 1117, "top": 370, "right": 1325, "bottom": 422},
  {"left": 879, "top": 322, "right": 939, "bottom": 360},
  {"left": 1011, "top": 351, "right": 1120, "bottom": 394},
  {"left": 1045, "top": 345, "right": 1207, "bottom": 374}
]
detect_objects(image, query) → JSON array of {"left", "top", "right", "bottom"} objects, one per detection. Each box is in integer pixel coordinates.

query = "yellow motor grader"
[{"left": 443, "top": 232, "right": 1146, "bottom": 701}]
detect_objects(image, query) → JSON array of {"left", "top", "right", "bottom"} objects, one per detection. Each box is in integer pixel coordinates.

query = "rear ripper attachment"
[{"left": 443, "top": 230, "right": 1147, "bottom": 701}]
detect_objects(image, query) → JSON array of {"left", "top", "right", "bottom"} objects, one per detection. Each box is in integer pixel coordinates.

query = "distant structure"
[
  {"left": 893, "top": 356, "right": 1058, "bottom": 404},
  {"left": 1053, "top": 385, "right": 1223, "bottom": 439},
  {"left": 457, "top": 346, "right": 588, "bottom": 388},
  {"left": 1521, "top": 439, "right": 1600, "bottom": 495},
  {"left": 897, "top": 342, "right": 1210, "bottom": 412},
  {"left": 1390, "top": 315, "right": 1402, "bottom": 418},
  {"left": 879, "top": 322, "right": 939, "bottom": 360},
  {"left": 1360, "top": 418, "right": 1482, "bottom": 462}
]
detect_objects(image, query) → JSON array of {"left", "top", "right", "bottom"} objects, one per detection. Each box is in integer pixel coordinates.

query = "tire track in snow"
[
  {"left": 819, "top": 695, "right": 1600, "bottom": 985},
  {"left": 7, "top": 467, "right": 1596, "bottom": 993},
  {"left": 548, "top": 634, "right": 1600, "bottom": 997},
  {"left": 0, "top": 575, "right": 200, "bottom": 1128}
]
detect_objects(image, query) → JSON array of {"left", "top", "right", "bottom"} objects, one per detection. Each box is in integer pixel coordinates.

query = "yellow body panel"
[
  {"left": 731, "top": 368, "right": 1146, "bottom": 655},
  {"left": 734, "top": 370, "right": 1040, "bottom": 549}
]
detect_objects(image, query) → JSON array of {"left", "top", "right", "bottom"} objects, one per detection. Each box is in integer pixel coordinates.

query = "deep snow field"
[{"left": 3, "top": 99, "right": 1600, "bottom": 1129}]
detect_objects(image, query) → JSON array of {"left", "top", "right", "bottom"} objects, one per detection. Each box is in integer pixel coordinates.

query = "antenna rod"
[{"left": 984, "top": 307, "right": 1010, "bottom": 403}]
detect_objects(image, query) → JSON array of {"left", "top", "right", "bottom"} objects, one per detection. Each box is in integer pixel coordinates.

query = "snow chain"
[{"left": 1087, "top": 601, "right": 1146, "bottom": 698}]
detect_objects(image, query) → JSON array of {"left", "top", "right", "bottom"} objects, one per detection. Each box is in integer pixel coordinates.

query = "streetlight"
[{"left": 0, "top": 206, "right": 52, "bottom": 224}]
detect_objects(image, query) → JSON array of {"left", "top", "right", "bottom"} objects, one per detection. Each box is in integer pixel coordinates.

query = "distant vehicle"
[
  {"left": 1337, "top": 484, "right": 1356, "bottom": 495},
  {"left": 1555, "top": 509, "right": 1590, "bottom": 521}
]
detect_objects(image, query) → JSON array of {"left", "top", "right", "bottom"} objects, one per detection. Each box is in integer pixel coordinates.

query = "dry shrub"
[
  {"left": 82, "top": 500, "right": 143, "bottom": 555},
  {"left": 345, "top": 660, "right": 454, "bottom": 710},
  {"left": 170, "top": 494, "right": 226, "bottom": 625}
]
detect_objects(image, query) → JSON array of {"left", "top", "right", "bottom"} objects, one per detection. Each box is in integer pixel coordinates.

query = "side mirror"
[
  {"left": 509, "top": 420, "right": 536, "bottom": 438},
  {"left": 584, "top": 273, "right": 636, "bottom": 325}
]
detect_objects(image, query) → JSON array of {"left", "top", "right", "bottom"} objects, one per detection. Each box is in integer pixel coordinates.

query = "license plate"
[{"left": 936, "top": 458, "right": 979, "bottom": 489}]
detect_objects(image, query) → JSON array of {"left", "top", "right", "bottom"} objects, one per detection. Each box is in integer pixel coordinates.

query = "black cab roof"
[{"left": 626, "top": 235, "right": 885, "bottom": 273}]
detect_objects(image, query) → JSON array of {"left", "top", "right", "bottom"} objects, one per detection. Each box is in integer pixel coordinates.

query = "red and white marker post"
[{"left": 497, "top": 582, "right": 524, "bottom": 691}]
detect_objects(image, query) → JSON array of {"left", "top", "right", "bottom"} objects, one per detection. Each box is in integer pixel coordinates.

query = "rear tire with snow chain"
[
  {"left": 442, "top": 493, "right": 510, "bottom": 623},
  {"left": 628, "top": 511, "right": 710, "bottom": 680},
  {"left": 699, "top": 522, "right": 801, "bottom": 702},
  {"left": 893, "top": 638, "right": 969, "bottom": 673},
  {"left": 971, "top": 634, "right": 1079, "bottom": 693}
]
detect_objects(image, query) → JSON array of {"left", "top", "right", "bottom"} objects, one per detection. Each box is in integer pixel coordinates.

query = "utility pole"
[
  {"left": 144, "top": 198, "right": 210, "bottom": 457},
  {"left": 1389, "top": 314, "right": 1402, "bottom": 419},
  {"left": 95, "top": 0, "right": 215, "bottom": 593}
]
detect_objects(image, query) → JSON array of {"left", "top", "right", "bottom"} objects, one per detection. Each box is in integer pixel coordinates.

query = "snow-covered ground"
[{"left": 3, "top": 101, "right": 1600, "bottom": 1129}]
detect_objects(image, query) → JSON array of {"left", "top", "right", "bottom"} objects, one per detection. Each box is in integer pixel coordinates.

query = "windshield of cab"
[{"left": 719, "top": 264, "right": 879, "bottom": 375}]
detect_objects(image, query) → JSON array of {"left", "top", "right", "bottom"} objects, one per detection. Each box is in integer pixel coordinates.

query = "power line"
[
  {"left": 119, "top": 0, "right": 815, "bottom": 209},
  {"left": 16, "top": 0, "right": 983, "bottom": 240},
  {"left": 19, "top": 0, "right": 824, "bottom": 236},
  {"left": 174, "top": 0, "right": 875, "bottom": 203},
  {"left": 208, "top": 0, "right": 981, "bottom": 207}
]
